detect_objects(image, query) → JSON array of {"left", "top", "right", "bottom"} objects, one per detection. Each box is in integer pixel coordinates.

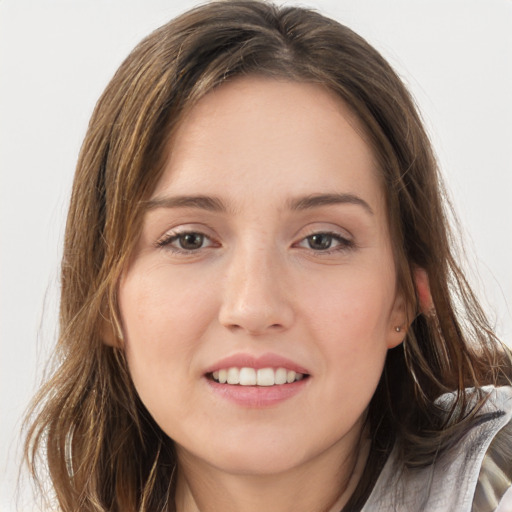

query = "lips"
[
  {"left": 204, "top": 353, "right": 310, "bottom": 406},
  {"left": 204, "top": 352, "right": 310, "bottom": 376}
]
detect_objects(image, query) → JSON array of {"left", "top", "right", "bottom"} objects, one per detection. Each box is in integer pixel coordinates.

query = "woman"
[{"left": 24, "top": 1, "right": 512, "bottom": 511}]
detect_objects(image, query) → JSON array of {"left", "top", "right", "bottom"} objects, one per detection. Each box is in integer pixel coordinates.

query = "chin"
[
  {"left": 178, "top": 430, "right": 310, "bottom": 477},
  {"left": 213, "top": 449, "right": 305, "bottom": 476}
]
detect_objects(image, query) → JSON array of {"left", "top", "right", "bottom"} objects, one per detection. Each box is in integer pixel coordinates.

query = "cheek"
[
  {"left": 118, "top": 267, "right": 221, "bottom": 443},
  {"left": 120, "top": 263, "right": 213, "bottom": 346},
  {"left": 300, "top": 266, "right": 395, "bottom": 390},
  {"left": 118, "top": 264, "right": 216, "bottom": 403},
  {"left": 302, "top": 266, "right": 395, "bottom": 342}
]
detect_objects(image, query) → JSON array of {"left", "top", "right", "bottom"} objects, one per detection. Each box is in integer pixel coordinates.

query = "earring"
[{"left": 395, "top": 326, "right": 401, "bottom": 332}]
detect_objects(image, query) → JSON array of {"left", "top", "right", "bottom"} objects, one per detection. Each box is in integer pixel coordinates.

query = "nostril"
[
  {"left": 226, "top": 323, "right": 243, "bottom": 332},
  {"left": 245, "top": 324, "right": 284, "bottom": 336}
]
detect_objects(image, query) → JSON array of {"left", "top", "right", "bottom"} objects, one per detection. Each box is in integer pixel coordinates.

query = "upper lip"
[{"left": 204, "top": 352, "right": 310, "bottom": 375}]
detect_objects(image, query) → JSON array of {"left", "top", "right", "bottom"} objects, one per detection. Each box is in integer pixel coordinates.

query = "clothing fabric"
[{"left": 361, "top": 386, "right": 512, "bottom": 512}]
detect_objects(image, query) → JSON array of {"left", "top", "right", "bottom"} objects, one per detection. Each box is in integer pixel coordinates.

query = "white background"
[{"left": 1, "top": 1, "right": 511, "bottom": 510}]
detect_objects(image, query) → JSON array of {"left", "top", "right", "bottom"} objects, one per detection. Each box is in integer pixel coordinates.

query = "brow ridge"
[
  {"left": 144, "top": 192, "right": 374, "bottom": 215},
  {"left": 144, "top": 195, "right": 226, "bottom": 212},
  {"left": 288, "top": 193, "right": 374, "bottom": 215}
]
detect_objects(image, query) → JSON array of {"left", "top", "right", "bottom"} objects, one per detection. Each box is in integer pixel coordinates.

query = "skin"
[{"left": 118, "top": 77, "right": 407, "bottom": 512}]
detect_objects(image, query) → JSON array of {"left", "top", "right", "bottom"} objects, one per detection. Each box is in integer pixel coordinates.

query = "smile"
[{"left": 210, "top": 367, "right": 306, "bottom": 386}]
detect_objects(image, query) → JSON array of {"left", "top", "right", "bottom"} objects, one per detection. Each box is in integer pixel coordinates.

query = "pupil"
[
  {"left": 180, "top": 233, "right": 203, "bottom": 249},
  {"left": 309, "top": 234, "right": 332, "bottom": 250}
]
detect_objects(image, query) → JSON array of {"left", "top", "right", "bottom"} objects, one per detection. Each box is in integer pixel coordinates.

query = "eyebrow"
[
  {"left": 144, "top": 192, "right": 374, "bottom": 215},
  {"left": 287, "top": 193, "right": 374, "bottom": 215},
  {"left": 144, "top": 195, "right": 227, "bottom": 212}
]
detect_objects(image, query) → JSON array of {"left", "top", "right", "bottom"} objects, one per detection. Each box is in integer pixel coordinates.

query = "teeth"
[
  {"left": 227, "top": 367, "right": 240, "bottom": 385},
  {"left": 239, "top": 367, "right": 257, "bottom": 386},
  {"left": 211, "top": 367, "right": 305, "bottom": 386},
  {"left": 275, "top": 367, "right": 287, "bottom": 385},
  {"left": 257, "top": 368, "right": 274, "bottom": 386}
]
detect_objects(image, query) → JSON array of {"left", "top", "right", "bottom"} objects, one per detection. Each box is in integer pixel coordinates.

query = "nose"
[{"left": 218, "top": 243, "right": 294, "bottom": 335}]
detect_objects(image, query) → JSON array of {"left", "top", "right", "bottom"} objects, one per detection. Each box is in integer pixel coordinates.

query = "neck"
[{"left": 174, "top": 433, "right": 370, "bottom": 512}]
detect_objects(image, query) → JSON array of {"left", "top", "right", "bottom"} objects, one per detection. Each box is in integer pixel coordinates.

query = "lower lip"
[{"left": 205, "top": 377, "right": 309, "bottom": 407}]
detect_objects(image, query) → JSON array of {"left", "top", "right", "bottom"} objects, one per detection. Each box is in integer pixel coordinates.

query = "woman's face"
[{"left": 119, "top": 77, "right": 405, "bottom": 477}]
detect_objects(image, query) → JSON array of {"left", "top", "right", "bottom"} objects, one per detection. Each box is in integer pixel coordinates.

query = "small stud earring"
[{"left": 395, "top": 326, "right": 401, "bottom": 332}]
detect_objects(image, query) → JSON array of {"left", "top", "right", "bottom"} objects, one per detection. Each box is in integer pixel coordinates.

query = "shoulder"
[
  {"left": 362, "top": 386, "right": 512, "bottom": 512},
  {"left": 473, "top": 388, "right": 512, "bottom": 511}
]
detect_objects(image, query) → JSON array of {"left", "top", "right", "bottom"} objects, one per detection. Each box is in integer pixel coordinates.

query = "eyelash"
[
  {"left": 155, "top": 231, "right": 216, "bottom": 254},
  {"left": 296, "top": 231, "right": 355, "bottom": 254},
  {"left": 155, "top": 230, "right": 355, "bottom": 255}
]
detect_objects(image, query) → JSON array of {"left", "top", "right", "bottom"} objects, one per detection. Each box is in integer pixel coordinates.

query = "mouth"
[{"left": 206, "top": 367, "right": 309, "bottom": 386}]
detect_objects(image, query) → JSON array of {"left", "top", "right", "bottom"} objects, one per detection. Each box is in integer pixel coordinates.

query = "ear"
[
  {"left": 386, "top": 267, "right": 433, "bottom": 349},
  {"left": 413, "top": 267, "right": 433, "bottom": 315},
  {"left": 387, "top": 290, "right": 410, "bottom": 349}
]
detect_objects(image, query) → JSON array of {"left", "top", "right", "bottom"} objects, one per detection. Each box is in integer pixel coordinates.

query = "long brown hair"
[{"left": 24, "top": 1, "right": 511, "bottom": 510}]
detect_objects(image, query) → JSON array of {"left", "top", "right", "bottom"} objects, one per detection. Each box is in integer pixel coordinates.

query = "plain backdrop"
[{"left": 1, "top": 0, "right": 511, "bottom": 509}]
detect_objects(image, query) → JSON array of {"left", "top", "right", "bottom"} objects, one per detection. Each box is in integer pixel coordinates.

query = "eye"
[
  {"left": 296, "top": 232, "right": 354, "bottom": 252},
  {"left": 176, "top": 233, "right": 206, "bottom": 250},
  {"left": 156, "top": 231, "right": 215, "bottom": 252},
  {"left": 306, "top": 233, "right": 335, "bottom": 250}
]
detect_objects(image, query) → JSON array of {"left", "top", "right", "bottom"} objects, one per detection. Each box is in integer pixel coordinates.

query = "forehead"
[{"left": 153, "top": 77, "right": 383, "bottom": 213}]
